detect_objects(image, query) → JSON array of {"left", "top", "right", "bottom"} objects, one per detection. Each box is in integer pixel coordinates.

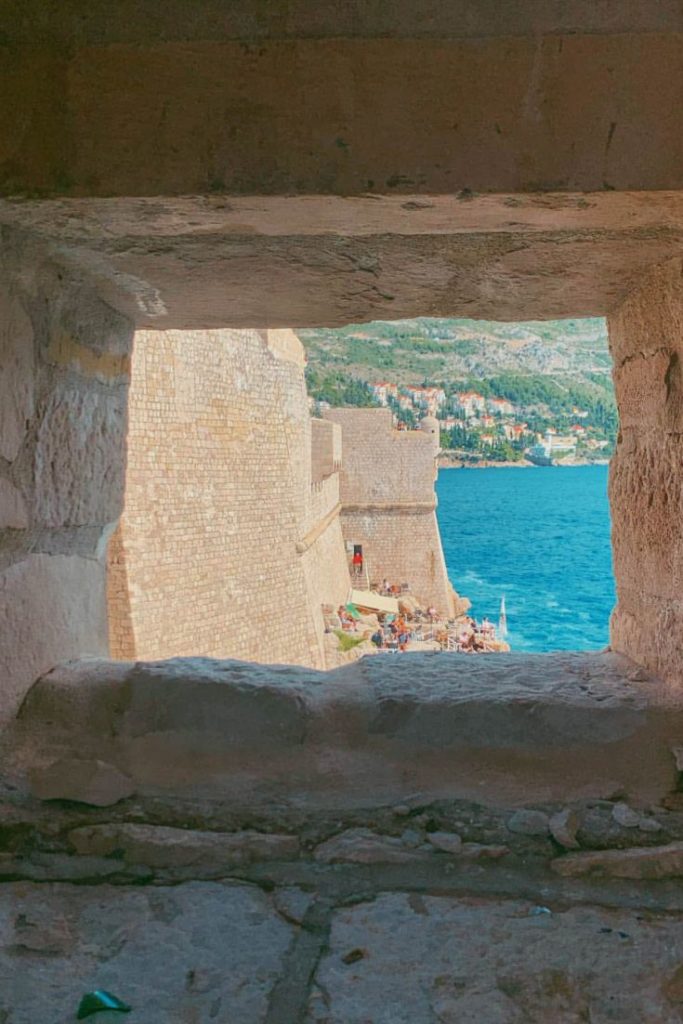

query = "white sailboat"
[{"left": 498, "top": 595, "right": 508, "bottom": 639}]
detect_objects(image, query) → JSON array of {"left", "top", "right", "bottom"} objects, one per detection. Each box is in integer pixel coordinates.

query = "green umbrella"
[{"left": 344, "top": 603, "right": 361, "bottom": 620}]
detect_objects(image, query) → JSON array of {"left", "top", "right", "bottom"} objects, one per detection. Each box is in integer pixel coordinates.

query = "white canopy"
[{"left": 349, "top": 589, "right": 400, "bottom": 615}]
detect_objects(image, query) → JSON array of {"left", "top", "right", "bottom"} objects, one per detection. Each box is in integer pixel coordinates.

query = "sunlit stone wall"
[
  {"left": 609, "top": 257, "right": 683, "bottom": 685},
  {"left": 107, "top": 328, "right": 350, "bottom": 667}
]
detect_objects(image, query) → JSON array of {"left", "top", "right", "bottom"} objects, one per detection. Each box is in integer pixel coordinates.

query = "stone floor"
[
  {"left": 4, "top": 651, "right": 683, "bottom": 1021},
  {"left": 4, "top": 875, "right": 683, "bottom": 1023}
]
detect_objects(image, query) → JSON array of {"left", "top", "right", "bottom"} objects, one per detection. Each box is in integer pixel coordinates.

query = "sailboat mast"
[{"left": 498, "top": 594, "right": 508, "bottom": 638}]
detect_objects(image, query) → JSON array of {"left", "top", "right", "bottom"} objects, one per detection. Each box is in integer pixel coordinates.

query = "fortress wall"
[
  {"left": 324, "top": 408, "right": 453, "bottom": 613},
  {"left": 300, "top": 514, "right": 351, "bottom": 662},
  {"left": 0, "top": 250, "right": 132, "bottom": 724},
  {"left": 325, "top": 408, "right": 438, "bottom": 505},
  {"left": 107, "top": 327, "right": 329, "bottom": 667},
  {"left": 304, "top": 473, "right": 340, "bottom": 537},
  {"left": 311, "top": 418, "right": 341, "bottom": 483},
  {"left": 608, "top": 258, "right": 683, "bottom": 686},
  {"left": 339, "top": 507, "right": 452, "bottom": 613}
]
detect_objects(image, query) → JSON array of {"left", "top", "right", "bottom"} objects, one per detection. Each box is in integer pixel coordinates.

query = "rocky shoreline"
[{"left": 438, "top": 454, "right": 610, "bottom": 470}]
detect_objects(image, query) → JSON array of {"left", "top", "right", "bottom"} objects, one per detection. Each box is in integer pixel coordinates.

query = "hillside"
[
  {"left": 299, "top": 318, "right": 616, "bottom": 465},
  {"left": 299, "top": 318, "right": 611, "bottom": 382}
]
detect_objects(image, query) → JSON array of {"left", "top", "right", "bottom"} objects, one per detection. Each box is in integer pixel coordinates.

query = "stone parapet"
[{"left": 9, "top": 652, "right": 682, "bottom": 815}]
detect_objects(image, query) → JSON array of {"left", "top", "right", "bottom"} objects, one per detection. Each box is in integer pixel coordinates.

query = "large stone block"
[
  {"left": 0, "top": 283, "right": 34, "bottom": 462},
  {"left": 33, "top": 384, "right": 127, "bottom": 527},
  {"left": 0, "top": 881, "right": 294, "bottom": 1024},
  {"left": 611, "top": 591, "right": 683, "bottom": 687},
  {"left": 608, "top": 258, "right": 683, "bottom": 365},
  {"left": 609, "top": 433, "right": 683, "bottom": 600},
  {"left": 8, "top": 652, "right": 683, "bottom": 811},
  {"left": 0, "top": 554, "right": 108, "bottom": 726},
  {"left": 68, "top": 823, "right": 299, "bottom": 868},
  {"left": 309, "top": 894, "right": 683, "bottom": 1023},
  {"left": 0, "top": 478, "right": 28, "bottom": 529},
  {"left": 608, "top": 258, "right": 683, "bottom": 683}
]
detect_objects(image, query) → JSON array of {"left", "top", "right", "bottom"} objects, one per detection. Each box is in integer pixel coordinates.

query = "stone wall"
[
  {"left": 608, "top": 257, "right": 683, "bottom": 686},
  {"left": 324, "top": 408, "right": 453, "bottom": 613},
  {"left": 6, "top": 650, "right": 683, "bottom": 1022},
  {"left": 108, "top": 328, "right": 350, "bottom": 668},
  {"left": 311, "top": 418, "right": 341, "bottom": 483},
  {"left": 2, "top": 6, "right": 683, "bottom": 198},
  {"left": 0, "top": 244, "right": 133, "bottom": 726}
]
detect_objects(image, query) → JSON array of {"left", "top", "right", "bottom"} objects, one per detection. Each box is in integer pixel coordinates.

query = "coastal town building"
[
  {"left": 488, "top": 397, "right": 516, "bottom": 416},
  {"left": 503, "top": 422, "right": 530, "bottom": 441},
  {"left": 369, "top": 381, "right": 398, "bottom": 406},
  {"left": 405, "top": 385, "right": 447, "bottom": 415},
  {"left": 453, "top": 391, "right": 487, "bottom": 417}
]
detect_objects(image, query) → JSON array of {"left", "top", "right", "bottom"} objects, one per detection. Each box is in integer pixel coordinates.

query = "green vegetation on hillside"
[
  {"left": 301, "top": 317, "right": 616, "bottom": 464},
  {"left": 304, "top": 367, "right": 376, "bottom": 407}
]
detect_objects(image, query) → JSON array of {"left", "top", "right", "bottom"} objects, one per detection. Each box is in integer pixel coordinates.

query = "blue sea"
[{"left": 436, "top": 464, "right": 615, "bottom": 652}]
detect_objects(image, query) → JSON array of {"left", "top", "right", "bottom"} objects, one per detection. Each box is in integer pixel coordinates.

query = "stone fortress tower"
[{"left": 324, "top": 408, "right": 455, "bottom": 617}]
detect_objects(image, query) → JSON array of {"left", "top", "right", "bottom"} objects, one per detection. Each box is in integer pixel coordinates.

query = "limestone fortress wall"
[
  {"left": 107, "top": 328, "right": 348, "bottom": 668},
  {"left": 107, "top": 330, "right": 452, "bottom": 668},
  {"left": 324, "top": 408, "right": 455, "bottom": 616}
]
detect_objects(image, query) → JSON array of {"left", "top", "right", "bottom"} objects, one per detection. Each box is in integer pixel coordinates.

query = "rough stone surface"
[
  {"left": 0, "top": 478, "right": 28, "bottom": 529},
  {"left": 314, "top": 829, "right": 428, "bottom": 865},
  {"left": 459, "top": 843, "right": 510, "bottom": 861},
  {"left": 613, "top": 802, "right": 643, "bottom": 828},
  {"left": 273, "top": 887, "right": 315, "bottom": 926},
  {"left": 309, "top": 894, "right": 683, "bottom": 1023},
  {"left": 0, "top": 256, "right": 134, "bottom": 730},
  {"left": 549, "top": 808, "right": 581, "bottom": 849},
  {"left": 507, "top": 810, "right": 550, "bottom": 837},
  {"left": 0, "top": 556, "right": 108, "bottom": 727},
  {"left": 0, "top": 882, "right": 294, "bottom": 1024},
  {"left": 426, "top": 831, "right": 463, "bottom": 854},
  {"left": 552, "top": 842, "right": 683, "bottom": 880},
  {"left": 33, "top": 385, "right": 127, "bottom": 528},
  {"left": 8, "top": 651, "right": 683, "bottom": 810},
  {"left": 29, "top": 758, "right": 135, "bottom": 806},
  {"left": 2, "top": 10, "right": 683, "bottom": 200},
  {"left": 2, "top": 195, "right": 683, "bottom": 330},
  {"left": 609, "top": 257, "right": 683, "bottom": 685},
  {"left": 68, "top": 823, "right": 299, "bottom": 868},
  {"left": 0, "top": 282, "right": 34, "bottom": 462}
]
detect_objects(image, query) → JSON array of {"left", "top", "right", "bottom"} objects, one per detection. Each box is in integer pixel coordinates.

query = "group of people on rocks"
[
  {"left": 329, "top": 580, "right": 505, "bottom": 655},
  {"left": 452, "top": 615, "right": 498, "bottom": 652},
  {"left": 370, "top": 614, "right": 412, "bottom": 652},
  {"left": 369, "top": 607, "right": 501, "bottom": 654}
]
